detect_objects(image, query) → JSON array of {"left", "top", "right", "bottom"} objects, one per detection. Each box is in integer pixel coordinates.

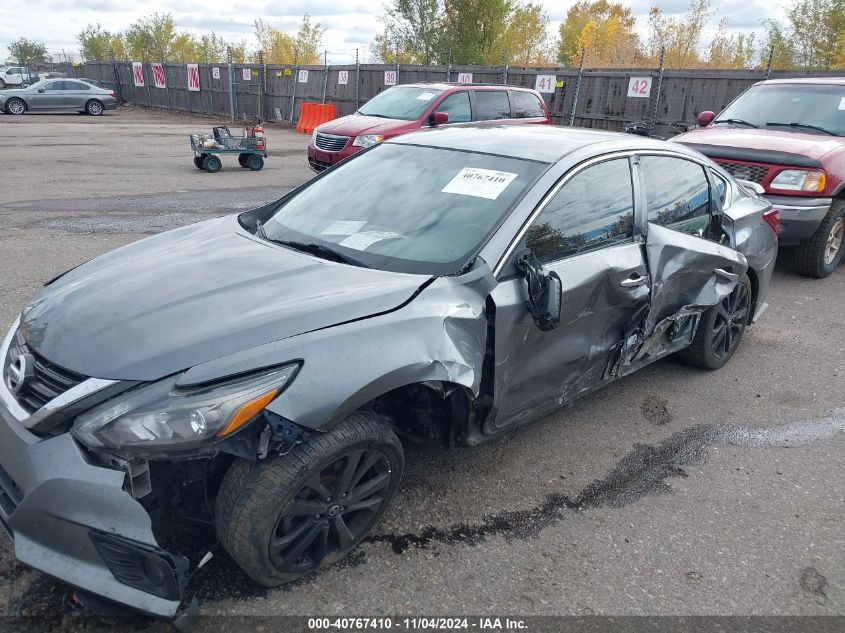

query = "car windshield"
[
  {"left": 357, "top": 86, "right": 445, "bottom": 121},
  {"left": 261, "top": 143, "right": 547, "bottom": 275},
  {"left": 716, "top": 83, "right": 845, "bottom": 136}
]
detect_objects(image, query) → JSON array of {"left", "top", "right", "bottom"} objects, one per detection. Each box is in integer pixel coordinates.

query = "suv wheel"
[
  {"left": 0, "top": 79, "right": 6, "bottom": 89},
  {"left": 676, "top": 273, "right": 751, "bottom": 370},
  {"left": 216, "top": 412, "right": 403, "bottom": 586},
  {"left": 795, "top": 200, "right": 845, "bottom": 278}
]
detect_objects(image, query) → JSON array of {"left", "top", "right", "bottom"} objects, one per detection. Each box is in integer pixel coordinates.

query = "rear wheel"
[
  {"left": 238, "top": 153, "right": 250, "bottom": 167},
  {"left": 795, "top": 200, "right": 845, "bottom": 278},
  {"left": 0, "top": 79, "right": 6, "bottom": 89},
  {"left": 85, "top": 99, "right": 104, "bottom": 116},
  {"left": 248, "top": 155, "right": 264, "bottom": 171},
  {"left": 193, "top": 156, "right": 204, "bottom": 169},
  {"left": 215, "top": 413, "right": 403, "bottom": 586},
  {"left": 676, "top": 273, "right": 752, "bottom": 370},
  {"left": 203, "top": 155, "right": 222, "bottom": 173},
  {"left": 5, "top": 98, "right": 25, "bottom": 115}
]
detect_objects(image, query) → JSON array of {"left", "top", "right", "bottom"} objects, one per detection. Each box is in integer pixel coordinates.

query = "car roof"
[
  {"left": 389, "top": 124, "right": 687, "bottom": 163},
  {"left": 756, "top": 76, "right": 845, "bottom": 86},
  {"left": 397, "top": 82, "right": 540, "bottom": 92}
]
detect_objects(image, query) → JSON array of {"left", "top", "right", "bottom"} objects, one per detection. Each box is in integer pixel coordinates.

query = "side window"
[
  {"left": 436, "top": 91, "right": 471, "bottom": 123},
  {"left": 511, "top": 91, "right": 545, "bottom": 118},
  {"left": 43, "top": 82, "right": 60, "bottom": 91},
  {"left": 474, "top": 91, "right": 511, "bottom": 120},
  {"left": 526, "top": 158, "right": 635, "bottom": 264},
  {"left": 65, "top": 81, "right": 89, "bottom": 90},
  {"left": 712, "top": 172, "right": 728, "bottom": 208},
  {"left": 641, "top": 155, "right": 711, "bottom": 237}
]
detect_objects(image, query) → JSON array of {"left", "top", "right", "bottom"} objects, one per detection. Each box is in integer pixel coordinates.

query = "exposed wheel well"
[{"left": 746, "top": 267, "right": 759, "bottom": 325}]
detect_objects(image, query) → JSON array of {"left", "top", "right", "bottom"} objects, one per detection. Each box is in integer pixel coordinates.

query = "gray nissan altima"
[
  {"left": 0, "top": 78, "right": 118, "bottom": 116},
  {"left": 0, "top": 125, "right": 777, "bottom": 618}
]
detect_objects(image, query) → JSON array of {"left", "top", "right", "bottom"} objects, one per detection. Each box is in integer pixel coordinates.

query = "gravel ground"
[{"left": 0, "top": 109, "right": 842, "bottom": 630}]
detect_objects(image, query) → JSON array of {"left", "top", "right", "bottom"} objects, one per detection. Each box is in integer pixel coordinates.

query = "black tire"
[
  {"left": 248, "top": 155, "right": 264, "bottom": 171},
  {"left": 85, "top": 99, "right": 104, "bottom": 116},
  {"left": 794, "top": 199, "right": 845, "bottom": 278},
  {"left": 215, "top": 412, "right": 403, "bottom": 587},
  {"left": 193, "top": 156, "right": 205, "bottom": 169},
  {"left": 0, "top": 79, "right": 6, "bottom": 89},
  {"left": 676, "top": 273, "right": 752, "bottom": 370},
  {"left": 238, "top": 153, "right": 250, "bottom": 167},
  {"left": 5, "top": 98, "right": 25, "bottom": 115},
  {"left": 203, "top": 155, "right": 222, "bottom": 173}
]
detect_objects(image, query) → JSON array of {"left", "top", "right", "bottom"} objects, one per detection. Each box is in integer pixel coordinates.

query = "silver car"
[{"left": 0, "top": 79, "right": 118, "bottom": 116}]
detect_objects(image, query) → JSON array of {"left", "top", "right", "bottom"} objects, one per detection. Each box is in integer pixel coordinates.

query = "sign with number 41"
[
  {"left": 534, "top": 75, "right": 556, "bottom": 94},
  {"left": 627, "top": 77, "right": 652, "bottom": 98}
]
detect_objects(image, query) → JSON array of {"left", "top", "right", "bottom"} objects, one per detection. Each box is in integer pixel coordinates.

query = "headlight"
[
  {"left": 769, "top": 169, "right": 826, "bottom": 192},
  {"left": 311, "top": 130, "right": 318, "bottom": 146},
  {"left": 72, "top": 363, "right": 298, "bottom": 453},
  {"left": 352, "top": 134, "right": 384, "bottom": 148}
]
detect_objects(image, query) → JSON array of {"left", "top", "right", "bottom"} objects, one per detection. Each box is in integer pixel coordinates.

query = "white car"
[{"left": 0, "top": 66, "right": 33, "bottom": 88}]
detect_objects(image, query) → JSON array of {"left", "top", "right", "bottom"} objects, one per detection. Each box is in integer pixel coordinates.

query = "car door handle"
[
  {"left": 714, "top": 268, "right": 739, "bottom": 282},
  {"left": 620, "top": 274, "right": 649, "bottom": 287}
]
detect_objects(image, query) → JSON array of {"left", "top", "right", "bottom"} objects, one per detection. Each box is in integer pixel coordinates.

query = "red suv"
[
  {"left": 672, "top": 78, "right": 845, "bottom": 278},
  {"left": 308, "top": 83, "right": 551, "bottom": 172}
]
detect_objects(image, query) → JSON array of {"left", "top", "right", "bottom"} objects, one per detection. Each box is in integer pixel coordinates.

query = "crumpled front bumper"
[{"left": 0, "top": 358, "right": 186, "bottom": 618}]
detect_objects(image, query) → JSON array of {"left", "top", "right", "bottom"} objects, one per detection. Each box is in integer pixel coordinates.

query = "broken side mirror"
[{"left": 515, "top": 250, "right": 562, "bottom": 331}]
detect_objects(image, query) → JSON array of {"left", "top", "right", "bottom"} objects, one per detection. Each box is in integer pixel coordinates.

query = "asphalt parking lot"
[{"left": 0, "top": 109, "right": 843, "bottom": 629}]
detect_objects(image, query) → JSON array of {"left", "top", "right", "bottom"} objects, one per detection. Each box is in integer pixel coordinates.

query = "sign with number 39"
[{"left": 627, "top": 77, "right": 652, "bottom": 98}]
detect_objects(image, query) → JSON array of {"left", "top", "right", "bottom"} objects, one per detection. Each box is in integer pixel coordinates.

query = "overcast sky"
[{"left": 0, "top": 0, "right": 791, "bottom": 64}]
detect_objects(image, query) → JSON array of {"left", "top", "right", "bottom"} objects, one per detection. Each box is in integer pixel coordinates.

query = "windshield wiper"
[
  {"left": 270, "top": 239, "right": 373, "bottom": 268},
  {"left": 358, "top": 112, "right": 389, "bottom": 118},
  {"left": 766, "top": 122, "right": 836, "bottom": 136},
  {"left": 255, "top": 219, "right": 267, "bottom": 239},
  {"left": 713, "top": 118, "right": 758, "bottom": 128}
]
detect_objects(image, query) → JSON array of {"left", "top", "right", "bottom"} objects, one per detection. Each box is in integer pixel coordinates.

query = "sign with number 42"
[{"left": 627, "top": 77, "right": 652, "bottom": 98}]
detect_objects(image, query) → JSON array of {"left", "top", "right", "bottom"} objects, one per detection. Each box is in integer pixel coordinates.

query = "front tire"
[
  {"left": 247, "top": 155, "right": 264, "bottom": 171},
  {"left": 676, "top": 273, "right": 752, "bottom": 370},
  {"left": 85, "top": 99, "right": 104, "bottom": 116},
  {"left": 202, "top": 154, "right": 222, "bottom": 173},
  {"left": 0, "top": 79, "right": 6, "bottom": 89},
  {"left": 215, "top": 413, "right": 403, "bottom": 586},
  {"left": 5, "top": 98, "right": 25, "bottom": 115},
  {"left": 795, "top": 200, "right": 845, "bottom": 278}
]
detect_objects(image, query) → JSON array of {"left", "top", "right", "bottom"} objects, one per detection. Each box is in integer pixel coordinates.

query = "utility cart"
[{"left": 189, "top": 123, "right": 267, "bottom": 173}]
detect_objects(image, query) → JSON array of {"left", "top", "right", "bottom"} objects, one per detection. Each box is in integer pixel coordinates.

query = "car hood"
[
  {"left": 19, "top": 216, "right": 428, "bottom": 382},
  {"left": 673, "top": 126, "right": 845, "bottom": 161},
  {"left": 0, "top": 88, "right": 28, "bottom": 98},
  {"left": 316, "top": 114, "right": 417, "bottom": 137}
]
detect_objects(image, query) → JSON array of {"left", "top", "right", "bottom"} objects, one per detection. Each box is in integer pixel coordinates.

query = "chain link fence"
[{"left": 70, "top": 58, "right": 843, "bottom": 137}]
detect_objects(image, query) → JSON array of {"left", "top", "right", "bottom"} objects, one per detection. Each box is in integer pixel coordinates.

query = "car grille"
[
  {"left": 314, "top": 133, "right": 349, "bottom": 153},
  {"left": 0, "top": 463, "right": 22, "bottom": 519},
  {"left": 717, "top": 161, "right": 770, "bottom": 184},
  {"left": 5, "top": 329, "right": 86, "bottom": 413}
]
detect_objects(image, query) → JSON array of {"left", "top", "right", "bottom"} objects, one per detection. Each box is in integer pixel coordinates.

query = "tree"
[
  {"left": 195, "top": 33, "right": 228, "bottom": 63},
  {"left": 558, "top": 1, "right": 638, "bottom": 67},
  {"left": 371, "top": 0, "right": 444, "bottom": 64},
  {"left": 757, "top": 0, "right": 844, "bottom": 70},
  {"left": 442, "top": 0, "right": 514, "bottom": 64},
  {"left": 705, "top": 18, "right": 755, "bottom": 68},
  {"left": 8, "top": 37, "right": 49, "bottom": 63},
  {"left": 758, "top": 19, "right": 797, "bottom": 70},
  {"left": 501, "top": 3, "right": 553, "bottom": 66},
  {"left": 646, "top": 0, "right": 712, "bottom": 67},
  {"left": 78, "top": 24, "right": 115, "bottom": 61},
  {"left": 254, "top": 15, "right": 323, "bottom": 64},
  {"left": 294, "top": 14, "right": 325, "bottom": 64},
  {"left": 125, "top": 13, "right": 180, "bottom": 61},
  {"left": 111, "top": 34, "right": 128, "bottom": 61}
]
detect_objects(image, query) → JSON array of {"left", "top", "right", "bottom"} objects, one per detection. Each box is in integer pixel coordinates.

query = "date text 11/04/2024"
[{"left": 308, "top": 617, "right": 528, "bottom": 630}]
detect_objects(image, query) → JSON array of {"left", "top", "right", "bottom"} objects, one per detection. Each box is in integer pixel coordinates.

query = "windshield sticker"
[
  {"left": 417, "top": 91, "right": 437, "bottom": 101},
  {"left": 839, "top": 97, "right": 845, "bottom": 110},
  {"left": 339, "top": 230, "right": 403, "bottom": 250},
  {"left": 441, "top": 167, "right": 518, "bottom": 200},
  {"left": 322, "top": 220, "right": 367, "bottom": 236}
]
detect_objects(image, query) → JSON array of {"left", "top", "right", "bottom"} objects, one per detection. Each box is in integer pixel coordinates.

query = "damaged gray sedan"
[{"left": 0, "top": 125, "right": 777, "bottom": 618}]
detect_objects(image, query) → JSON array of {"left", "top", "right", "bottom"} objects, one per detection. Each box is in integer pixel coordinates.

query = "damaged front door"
[{"left": 489, "top": 156, "right": 649, "bottom": 431}]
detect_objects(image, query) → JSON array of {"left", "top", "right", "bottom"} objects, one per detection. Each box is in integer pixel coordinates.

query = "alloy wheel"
[
  {"left": 7, "top": 99, "right": 25, "bottom": 115},
  {"left": 87, "top": 101, "right": 103, "bottom": 115},
  {"left": 270, "top": 448, "right": 393, "bottom": 573},
  {"left": 712, "top": 282, "right": 749, "bottom": 359},
  {"left": 824, "top": 217, "right": 844, "bottom": 267}
]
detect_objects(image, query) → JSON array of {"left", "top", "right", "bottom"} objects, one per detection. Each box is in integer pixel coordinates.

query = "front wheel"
[
  {"left": 676, "top": 273, "right": 752, "bottom": 370},
  {"left": 5, "top": 98, "right": 25, "bottom": 115},
  {"left": 247, "top": 155, "right": 264, "bottom": 171},
  {"left": 215, "top": 413, "right": 403, "bottom": 586},
  {"left": 0, "top": 79, "right": 6, "bottom": 89},
  {"left": 193, "top": 156, "right": 204, "bottom": 169},
  {"left": 202, "top": 154, "right": 222, "bottom": 173},
  {"left": 795, "top": 200, "right": 845, "bottom": 278}
]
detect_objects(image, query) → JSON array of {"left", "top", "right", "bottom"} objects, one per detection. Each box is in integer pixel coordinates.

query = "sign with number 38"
[{"left": 627, "top": 77, "right": 652, "bottom": 98}]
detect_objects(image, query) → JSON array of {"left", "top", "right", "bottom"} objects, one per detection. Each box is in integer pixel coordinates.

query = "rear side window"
[
  {"left": 512, "top": 91, "right": 545, "bottom": 118},
  {"left": 64, "top": 81, "right": 90, "bottom": 90},
  {"left": 436, "top": 91, "right": 471, "bottom": 123},
  {"left": 641, "top": 156, "right": 711, "bottom": 237},
  {"left": 526, "top": 158, "right": 635, "bottom": 263},
  {"left": 474, "top": 91, "right": 511, "bottom": 120}
]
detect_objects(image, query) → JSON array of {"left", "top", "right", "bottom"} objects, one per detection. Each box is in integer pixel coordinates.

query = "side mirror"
[
  {"left": 37, "top": 88, "right": 45, "bottom": 93},
  {"left": 697, "top": 111, "right": 715, "bottom": 127},
  {"left": 624, "top": 121, "right": 651, "bottom": 137},
  {"left": 515, "top": 250, "right": 561, "bottom": 331},
  {"left": 430, "top": 111, "right": 449, "bottom": 126}
]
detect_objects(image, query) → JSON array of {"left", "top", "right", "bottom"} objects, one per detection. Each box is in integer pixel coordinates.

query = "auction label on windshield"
[{"left": 442, "top": 168, "right": 517, "bottom": 200}]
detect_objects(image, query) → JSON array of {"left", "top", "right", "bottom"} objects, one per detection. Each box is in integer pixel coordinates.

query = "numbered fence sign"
[
  {"left": 212, "top": 67, "right": 220, "bottom": 80},
  {"left": 298, "top": 69, "right": 309, "bottom": 83},
  {"left": 535, "top": 75, "right": 556, "bottom": 93},
  {"left": 457, "top": 72, "right": 473, "bottom": 85},
  {"left": 627, "top": 76, "right": 652, "bottom": 98},
  {"left": 338, "top": 70, "right": 348, "bottom": 85},
  {"left": 187, "top": 64, "right": 200, "bottom": 91},
  {"left": 242, "top": 67, "right": 251, "bottom": 81},
  {"left": 384, "top": 70, "right": 397, "bottom": 86},
  {"left": 152, "top": 63, "right": 166, "bottom": 89},
  {"left": 132, "top": 62, "right": 145, "bottom": 87}
]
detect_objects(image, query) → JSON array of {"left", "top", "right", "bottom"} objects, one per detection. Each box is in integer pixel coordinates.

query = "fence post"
[
  {"left": 206, "top": 58, "right": 214, "bottom": 116},
  {"left": 110, "top": 49, "right": 123, "bottom": 103},
  {"left": 166, "top": 64, "right": 174, "bottom": 111},
  {"left": 355, "top": 49, "right": 360, "bottom": 111},
  {"left": 258, "top": 50, "right": 267, "bottom": 122},
  {"left": 765, "top": 46, "right": 774, "bottom": 80},
  {"left": 650, "top": 46, "right": 665, "bottom": 134},
  {"left": 396, "top": 41, "right": 400, "bottom": 85},
  {"left": 501, "top": 49, "right": 508, "bottom": 84},
  {"left": 227, "top": 47, "right": 235, "bottom": 122},
  {"left": 321, "top": 50, "right": 328, "bottom": 104},
  {"left": 446, "top": 49, "right": 452, "bottom": 82},
  {"left": 568, "top": 48, "right": 585, "bottom": 127},
  {"left": 289, "top": 52, "right": 299, "bottom": 125},
  {"left": 142, "top": 55, "right": 152, "bottom": 109}
]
